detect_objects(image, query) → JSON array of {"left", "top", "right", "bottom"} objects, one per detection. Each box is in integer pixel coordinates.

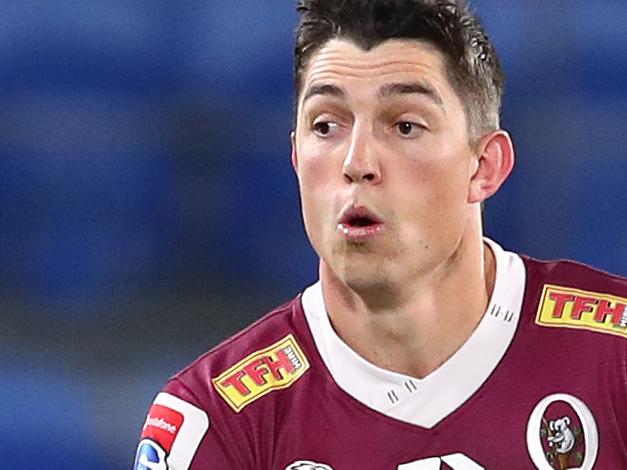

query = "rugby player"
[{"left": 134, "top": 1, "right": 627, "bottom": 468}]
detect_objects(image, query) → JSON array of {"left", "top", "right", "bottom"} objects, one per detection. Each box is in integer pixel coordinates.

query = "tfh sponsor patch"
[
  {"left": 134, "top": 393, "right": 209, "bottom": 470},
  {"left": 212, "top": 334, "right": 310, "bottom": 412},
  {"left": 536, "top": 285, "right": 627, "bottom": 339}
]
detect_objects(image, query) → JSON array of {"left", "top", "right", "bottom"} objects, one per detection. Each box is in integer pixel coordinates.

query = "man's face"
[{"left": 292, "top": 38, "right": 479, "bottom": 294}]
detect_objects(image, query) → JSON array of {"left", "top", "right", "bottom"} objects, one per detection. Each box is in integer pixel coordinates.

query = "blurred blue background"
[{"left": 1, "top": 1, "right": 625, "bottom": 468}]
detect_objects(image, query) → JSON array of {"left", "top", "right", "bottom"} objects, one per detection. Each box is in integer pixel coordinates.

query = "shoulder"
[
  {"left": 134, "top": 294, "right": 318, "bottom": 469},
  {"left": 522, "top": 255, "right": 626, "bottom": 295},
  {"left": 519, "top": 254, "right": 626, "bottom": 341},
  {"left": 169, "top": 294, "right": 315, "bottom": 412}
]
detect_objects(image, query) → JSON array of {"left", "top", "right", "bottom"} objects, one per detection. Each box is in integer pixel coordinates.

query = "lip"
[{"left": 337, "top": 206, "right": 385, "bottom": 242}]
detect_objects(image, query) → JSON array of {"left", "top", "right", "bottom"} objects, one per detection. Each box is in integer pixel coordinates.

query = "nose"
[{"left": 342, "top": 126, "right": 382, "bottom": 185}]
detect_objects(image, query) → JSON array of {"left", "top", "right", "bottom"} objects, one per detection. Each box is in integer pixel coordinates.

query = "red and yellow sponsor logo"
[
  {"left": 212, "top": 334, "right": 310, "bottom": 412},
  {"left": 536, "top": 284, "right": 627, "bottom": 339}
]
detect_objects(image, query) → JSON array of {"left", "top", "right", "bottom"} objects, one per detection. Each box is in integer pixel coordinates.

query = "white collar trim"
[{"left": 301, "top": 238, "right": 526, "bottom": 428}]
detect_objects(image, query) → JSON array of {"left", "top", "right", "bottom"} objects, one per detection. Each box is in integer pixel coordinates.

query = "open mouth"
[
  {"left": 340, "top": 207, "right": 382, "bottom": 226},
  {"left": 349, "top": 216, "right": 377, "bottom": 227},
  {"left": 337, "top": 206, "right": 385, "bottom": 241}
]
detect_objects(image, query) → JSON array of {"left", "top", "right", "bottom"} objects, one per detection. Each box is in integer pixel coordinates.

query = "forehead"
[{"left": 300, "top": 38, "right": 453, "bottom": 100}]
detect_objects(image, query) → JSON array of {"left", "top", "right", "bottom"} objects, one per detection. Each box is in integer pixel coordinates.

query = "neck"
[{"left": 320, "top": 232, "right": 496, "bottom": 379}]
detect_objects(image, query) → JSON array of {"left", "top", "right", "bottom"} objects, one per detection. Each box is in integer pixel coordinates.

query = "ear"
[
  {"left": 468, "top": 130, "right": 515, "bottom": 204},
  {"left": 290, "top": 130, "right": 299, "bottom": 175}
]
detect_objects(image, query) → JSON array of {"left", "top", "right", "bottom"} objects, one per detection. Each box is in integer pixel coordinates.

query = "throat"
[
  {"left": 319, "top": 238, "right": 495, "bottom": 378},
  {"left": 334, "top": 305, "right": 483, "bottom": 379},
  {"left": 322, "top": 277, "right": 491, "bottom": 379}
]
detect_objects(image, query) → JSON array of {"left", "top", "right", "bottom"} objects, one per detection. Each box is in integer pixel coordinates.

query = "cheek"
[
  {"left": 399, "top": 156, "right": 467, "bottom": 205},
  {"left": 393, "top": 152, "right": 471, "bottom": 237},
  {"left": 296, "top": 135, "right": 339, "bottom": 187},
  {"left": 299, "top": 157, "right": 329, "bottom": 193},
  {"left": 297, "top": 148, "right": 339, "bottom": 233}
]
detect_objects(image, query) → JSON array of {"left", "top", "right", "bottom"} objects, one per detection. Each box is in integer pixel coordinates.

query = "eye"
[
  {"left": 395, "top": 121, "right": 425, "bottom": 138},
  {"left": 312, "top": 121, "right": 338, "bottom": 137}
]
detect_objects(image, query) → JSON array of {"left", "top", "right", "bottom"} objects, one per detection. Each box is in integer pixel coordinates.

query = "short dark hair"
[{"left": 294, "top": 0, "right": 505, "bottom": 139}]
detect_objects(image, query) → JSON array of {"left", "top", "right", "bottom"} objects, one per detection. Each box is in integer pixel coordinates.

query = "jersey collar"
[{"left": 301, "top": 238, "right": 526, "bottom": 428}]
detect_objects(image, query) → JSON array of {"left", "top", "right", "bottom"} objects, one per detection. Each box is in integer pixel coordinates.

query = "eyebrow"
[
  {"left": 302, "top": 81, "right": 443, "bottom": 107},
  {"left": 302, "top": 83, "right": 346, "bottom": 103},
  {"left": 377, "top": 82, "right": 443, "bottom": 106}
]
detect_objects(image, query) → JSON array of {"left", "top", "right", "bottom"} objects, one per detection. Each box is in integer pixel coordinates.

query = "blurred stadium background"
[{"left": 0, "top": 1, "right": 625, "bottom": 468}]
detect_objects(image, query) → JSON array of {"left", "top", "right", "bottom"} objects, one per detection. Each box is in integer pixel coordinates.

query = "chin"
[
  {"left": 339, "top": 263, "right": 392, "bottom": 293},
  {"left": 343, "top": 273, "right": 401, "bottom": 309},
  {"left": 345, "top": 277, "right": 391, "bottom": 295}
]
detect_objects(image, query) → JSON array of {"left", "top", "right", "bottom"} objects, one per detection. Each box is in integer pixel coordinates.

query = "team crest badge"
[
  {"left": 285, "top": 461, "right": 334, "bottom": 470},
  {"left": 526, "top": 393, "right": 598, "bottom": 470}
]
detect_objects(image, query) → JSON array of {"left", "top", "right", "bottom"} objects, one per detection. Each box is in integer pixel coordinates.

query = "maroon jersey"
[{"left": 134, "top": 241, "right": 627, "bottom": 469}]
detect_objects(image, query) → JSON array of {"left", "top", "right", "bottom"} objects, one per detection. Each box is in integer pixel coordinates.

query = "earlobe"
[{"left": 468, "top": 130, "right": 515, "bottom": 204}]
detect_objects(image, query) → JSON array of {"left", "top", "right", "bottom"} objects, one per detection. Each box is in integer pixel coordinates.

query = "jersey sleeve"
[{"left": 133, "top": 378, "right": 252, "bottom": 470}]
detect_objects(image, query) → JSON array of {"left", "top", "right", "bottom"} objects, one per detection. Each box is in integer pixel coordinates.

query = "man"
[{"left": 134, "top": 1, "right": 627, "bottom": 469}]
